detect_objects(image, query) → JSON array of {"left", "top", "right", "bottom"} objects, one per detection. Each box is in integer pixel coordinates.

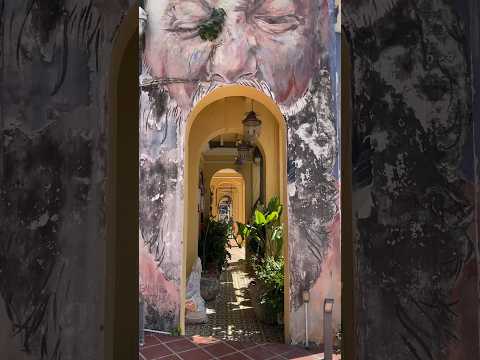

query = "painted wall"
[
  {"left": 344, "top": 0, "right": 479, "bottom": 358},
  {"left": 139, "top": 0, "right": 340, "bottom": 344},
  {"left": 0, "top": 1, "right": 132, "bottom": 359}
]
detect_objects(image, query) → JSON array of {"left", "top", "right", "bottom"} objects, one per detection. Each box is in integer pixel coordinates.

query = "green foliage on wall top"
[{"left": 198, "top": 8, "right": 226, "bottom": 41}]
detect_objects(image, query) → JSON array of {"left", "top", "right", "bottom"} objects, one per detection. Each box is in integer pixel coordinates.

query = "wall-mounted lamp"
[
  {"left": 324, "top": 298, "right": 334, "bottom": 314},
  {"left": 324, "top": 298, "right": 335, "bottom": 360},
  {"left": 303, "top": 290, "right": 310, "bottom": 349},
  {"left": 302, "top": 290, "right": 310, "bottom": 303}
]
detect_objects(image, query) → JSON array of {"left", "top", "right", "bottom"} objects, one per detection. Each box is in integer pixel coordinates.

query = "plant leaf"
[
  {"left": 254, "top": 210, "right": 266, "bottom": 225},
  {"left": 266, "top": 211, "right": 278, "bottom": 223}
]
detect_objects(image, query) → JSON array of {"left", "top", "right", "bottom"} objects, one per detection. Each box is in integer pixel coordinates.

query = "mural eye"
[
  {"left": 254, "top": 14, "right": 302, "bottom": 34},
  {"left": 170, "top": 19, "right": 199, "bottom": 32}
]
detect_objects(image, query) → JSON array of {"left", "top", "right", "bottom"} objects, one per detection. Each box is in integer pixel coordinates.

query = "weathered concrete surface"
[
  {"left": 344, "top": 0, "right": 479, "bottom": 358},
  {"left": 0, "top": 1, "right": 132, "bottom": 358},
  {"left": 139, "top": 0, "right": 341, "bottom": 345}
]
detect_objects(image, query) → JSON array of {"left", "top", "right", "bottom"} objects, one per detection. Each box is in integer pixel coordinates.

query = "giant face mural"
[
  {"left": 139, "top": 0, "right": 340, "bottom": 344},
  {"left": 144, "top": 0, "right": 321, "bottom": 108}
]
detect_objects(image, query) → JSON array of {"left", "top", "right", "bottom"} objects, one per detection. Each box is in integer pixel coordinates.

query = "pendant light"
[{"left": 242, "top": 99, "right": 262, "bottom": 144}]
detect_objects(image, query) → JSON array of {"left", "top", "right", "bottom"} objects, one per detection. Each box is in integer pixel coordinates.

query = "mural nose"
[{"left": 208, "top": 33, "right": 257, "bottom": 83}]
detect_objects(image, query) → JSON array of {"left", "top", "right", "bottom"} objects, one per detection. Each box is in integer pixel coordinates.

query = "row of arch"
[{"left": 182, "top": 86, "right": 290, "bottom": 336}]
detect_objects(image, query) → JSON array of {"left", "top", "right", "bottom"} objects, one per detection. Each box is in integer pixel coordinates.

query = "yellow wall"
[
  {"left": 186, "top": 96, "right": 282, "bottom": 274},
  {"left": 210, "top": 169, "right": 245, "bottom": 225},
  {"left": 183, "top": 86, "right": 289, "bottom": 339}
]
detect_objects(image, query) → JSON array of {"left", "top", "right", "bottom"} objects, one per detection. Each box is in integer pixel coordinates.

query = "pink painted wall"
[{"left": 139, "top": 0, "right": 340, "bottom": 345}]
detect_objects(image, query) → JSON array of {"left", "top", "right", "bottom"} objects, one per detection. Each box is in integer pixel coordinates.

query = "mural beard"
[{"left": 140, "top": 62, "right": 339, "bottom": 313}]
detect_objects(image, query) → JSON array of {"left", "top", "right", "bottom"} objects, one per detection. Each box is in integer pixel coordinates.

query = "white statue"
[
  {"left": 139, "top": 6, "right": 147, "bottom": 39},
  {"left": 185, "top": 258, "right": 207, "bottom": 324}
]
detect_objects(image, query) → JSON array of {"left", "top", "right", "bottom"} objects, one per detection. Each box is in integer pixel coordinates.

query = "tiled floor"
[
  {"left": 185, "top": 246, "right": 283, "bottom": 343},
  {"left": 139, "top": 333, "right": 341, "bottom": 360}
]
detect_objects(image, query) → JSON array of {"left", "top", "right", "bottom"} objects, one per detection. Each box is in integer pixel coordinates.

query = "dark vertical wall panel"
[
  {"left": 344, "top": 0, "right": 479, "bottom": 358},
  {"left": 0, "top": 1, "right": 133, "bottom": 358}
]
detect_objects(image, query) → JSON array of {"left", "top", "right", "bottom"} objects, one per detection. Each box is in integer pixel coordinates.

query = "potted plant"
[
  {"left": 198, "top": 217, "right": 231, "bottom": 301},
  {"left": 250, "top": 256, "right": 285, "bottom": 325},
  {"left": 237, "top": 196, "right": 284, "bottom": 273},
  {"left": 237, "top": 196, "right": 285, "bottom": 325}
]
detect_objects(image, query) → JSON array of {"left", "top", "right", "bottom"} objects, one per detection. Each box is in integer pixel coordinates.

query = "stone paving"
[
  {"left": 140, "top": 246, "right": 342, "bottom": 359},
  {"left": 139, "top": 333, "right": 341, "bottom": 360},
  {"left": 185, "top": 246, "right": 283, "bottom": 343}
]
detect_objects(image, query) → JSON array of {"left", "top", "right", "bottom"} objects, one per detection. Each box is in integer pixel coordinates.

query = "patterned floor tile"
[
  {"left": 259, "top": 343, "right": 293, "bottom": 355},
  {"left": 143, "top": 334, "right": 162, "bottom": 347},
  {"left": 203, "top": 342, "right": 237, "bottom": 357},
  {"left": 219, "top": 353, "right": 252, "bottom": 360},
  {"left": 176, "top": 348, "right": 213, "bottom": 360},
  {"left": 242, "top": 345, "right": 276, "bottom": 360},
  {"left": 141, "top": 343, "right": 172, "bottom": 359},
  {"left": 165, "top": 339, "right": 197, "bottom": 353},
  {"left": 186, "top": 247, "right": 283, "bottom": 344},
  {"left": 282, "top": 348, "right": 315, "bottom": 360}
]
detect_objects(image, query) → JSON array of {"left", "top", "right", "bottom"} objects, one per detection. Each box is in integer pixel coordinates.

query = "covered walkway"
[{"left": 186, "top": 246, "right": 283, "bottom": 343}]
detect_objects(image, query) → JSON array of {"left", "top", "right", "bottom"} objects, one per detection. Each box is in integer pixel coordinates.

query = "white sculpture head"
[
  {"left": 139, "top": 7, "right": 147, "bottom": 38},
  {"left": 192, "top": 257, "right": 202, "bottom": 274}
]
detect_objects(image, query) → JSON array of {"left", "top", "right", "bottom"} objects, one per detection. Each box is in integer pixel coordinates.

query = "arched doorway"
[
  {"left": 183, "top": 86, "right": 289, "bottom": 341},
  {"left": 209, "top": 168, "right": 246, "bottom": 234}
]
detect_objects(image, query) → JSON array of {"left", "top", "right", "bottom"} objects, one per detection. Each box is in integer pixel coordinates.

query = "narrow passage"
[{"left": 186, "top": 246, "right": 284, "bottom": 343}]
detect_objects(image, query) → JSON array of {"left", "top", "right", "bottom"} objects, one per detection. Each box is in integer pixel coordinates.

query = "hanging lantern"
[
  {"left": 243, "top": 101, "right": 262, "bottom": 143},
  {"left": 237, "top": 141, "right": 251, "bottom": 161}
]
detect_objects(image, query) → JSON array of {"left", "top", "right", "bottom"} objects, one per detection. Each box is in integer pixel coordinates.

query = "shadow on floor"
[{"left": 186, "top": 251, "right": 284, "bottom": 343}]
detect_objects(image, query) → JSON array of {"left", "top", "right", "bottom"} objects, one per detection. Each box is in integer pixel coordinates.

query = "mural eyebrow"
[{"left": 167, "top": 1, "right": 211, "bottom": 18}]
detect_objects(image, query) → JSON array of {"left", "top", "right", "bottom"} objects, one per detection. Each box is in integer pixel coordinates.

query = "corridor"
[{"left": 186, "top": 246, "right": 283, "bottom": 343}]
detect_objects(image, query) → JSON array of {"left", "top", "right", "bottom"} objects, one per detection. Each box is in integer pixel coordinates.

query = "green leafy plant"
[
  {"left": 264, "top": 196, "right": 283, "bottom": 258},
  {"left": 198, "top": 8, "right": 226, "bottom": 41},
  {"left": 237, "top": 196, "right": 284, "bottom": 263},
  {"left": 198, "top": 217, "right": 231, "bottom": 275},
  {"left": 254, "top": 256, "right": 285, "bottom": 316}
]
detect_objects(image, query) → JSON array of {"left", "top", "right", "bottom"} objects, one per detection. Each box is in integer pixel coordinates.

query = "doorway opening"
[
  {"left": 210, "top": 167, "right": 246, "bottom": 247},
  {"left": 183, "top": 88, "right": 288, "bottom": 343}
]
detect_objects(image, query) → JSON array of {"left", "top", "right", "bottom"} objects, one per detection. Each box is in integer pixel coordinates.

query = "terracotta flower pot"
[
  {"left": 248, "top": 281, "right": 276, "bottom": 325},
  {"left": 200, "top": 273, "right": 220, "bottom": 301}
]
